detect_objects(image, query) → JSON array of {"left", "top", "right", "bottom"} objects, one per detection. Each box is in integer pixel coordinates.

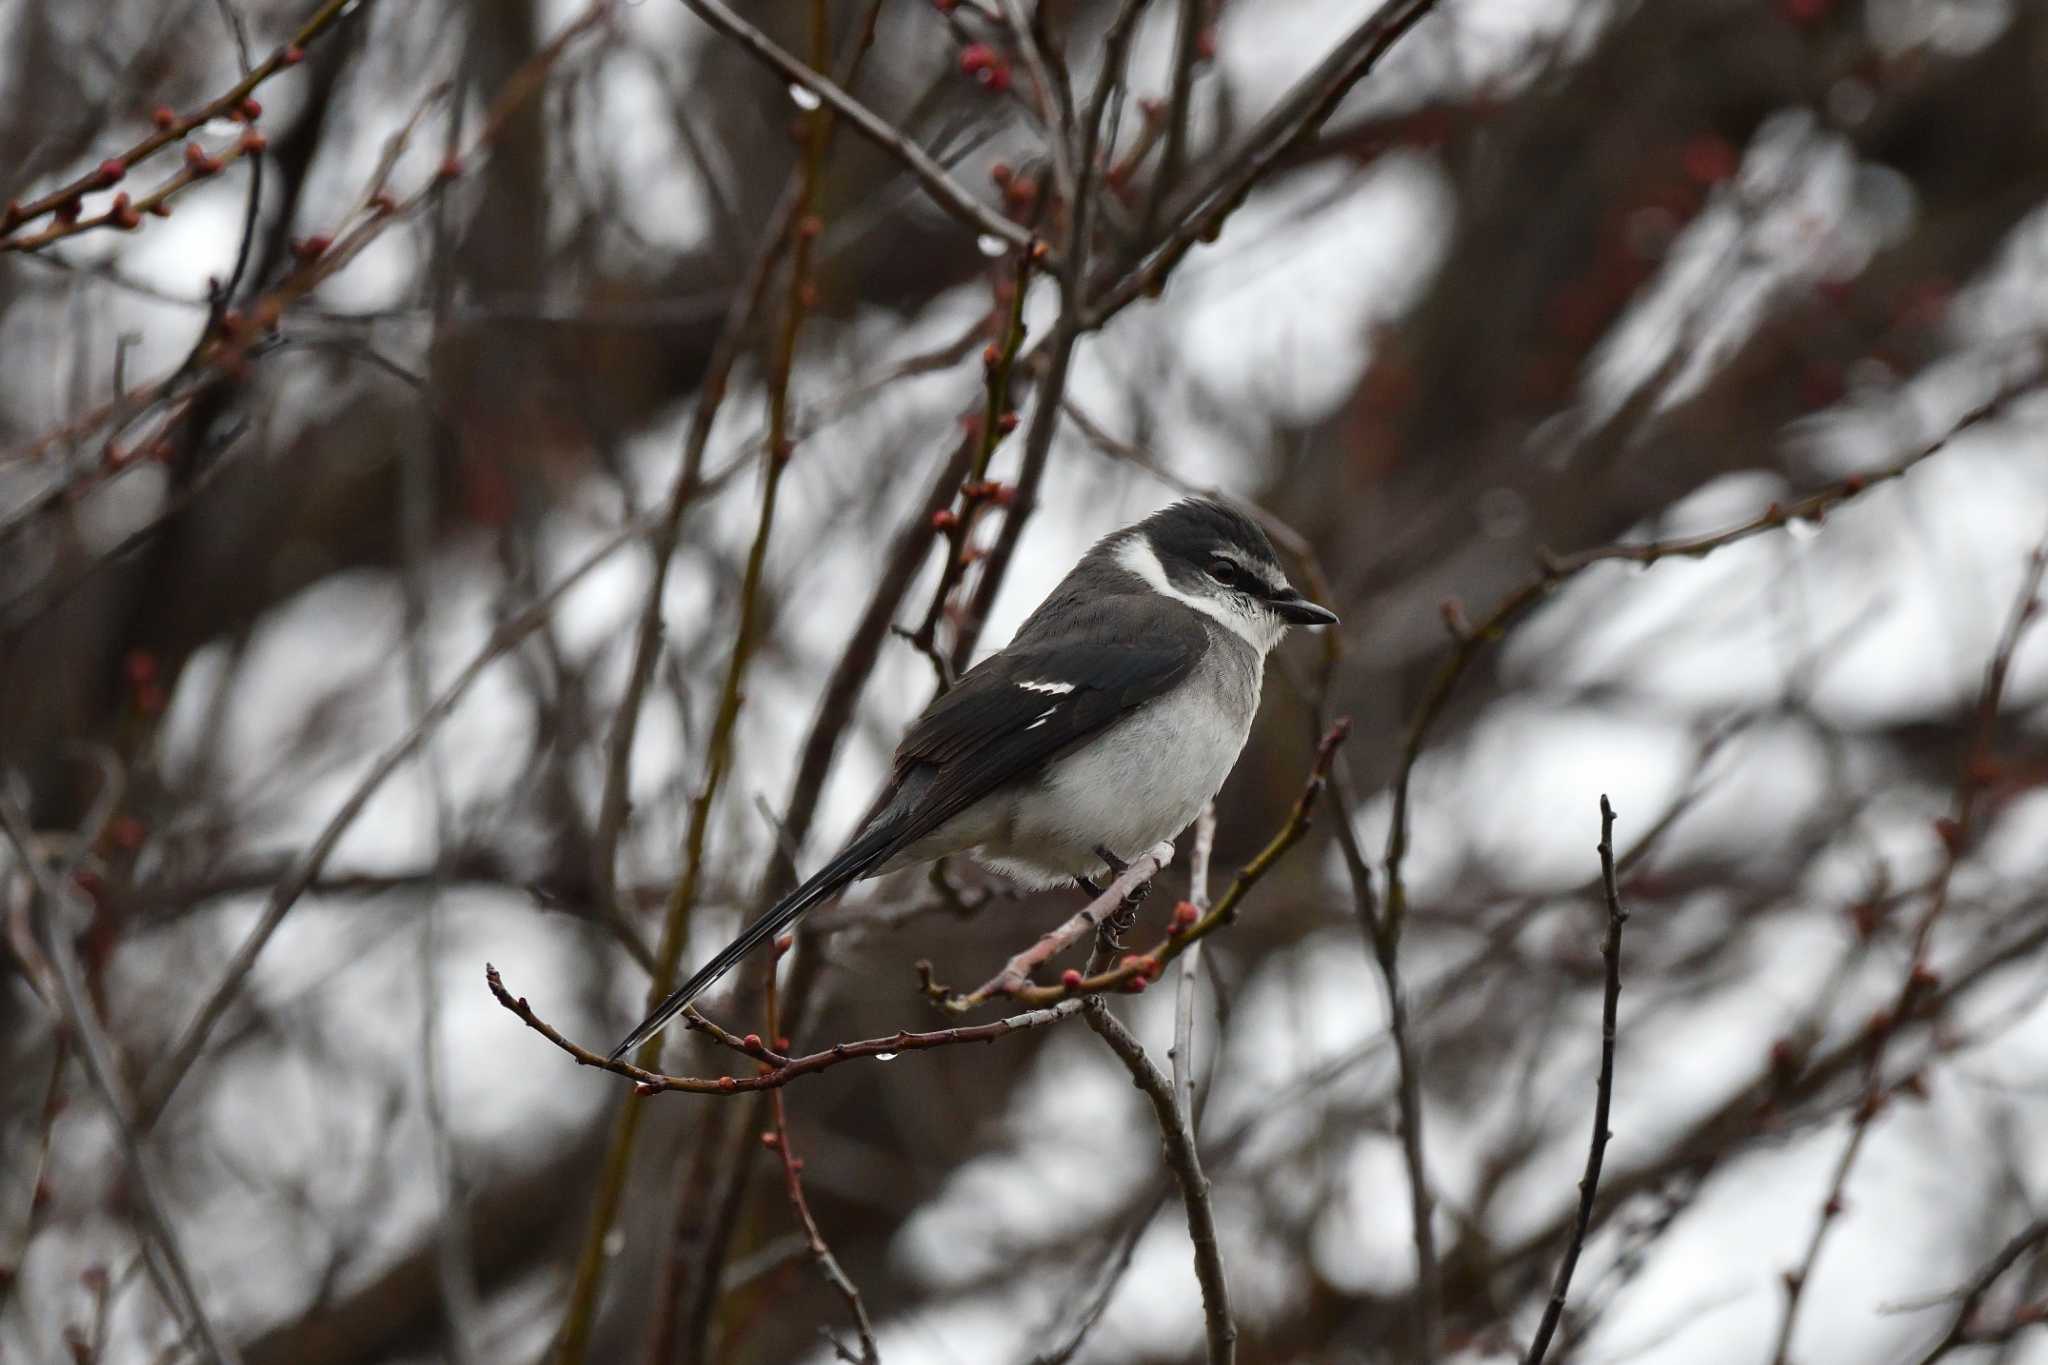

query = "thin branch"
[
  {"left": 559, "top": 3, "right": 847, "bottom": 1353},
  {"left": 763, "top": 963, "right": 880, "bottom": 1364},
  {"left": 1523, "top": 795, "right": 1628, "bottom": 1365},
  {"left": 678, "top": 0, "right": 1037, "bottom": 257},
  {"left": 136, "top": 507, "right": 658, "bottom": 1128},
  {"left": 1082, "top": 1000, "right": 1234, "bottom": 1365},
  {"left": 1089, "top": 0, "right": 1441, "bottom": 321},
  {"left": 1911, "top": 1217, "right": 2048, "bottom": 1365},
  {"left": 923, "top": 841, "right": 1174, "bottom": 1009},
  {"left": 1172, "top": 803, "right": 1217, "bottom": 1133},
  {"left": 487, "top": 964, "right": 1084, "bottom": 1094},
  {"left": 1138, "top": 0, "right": 1206, "bottom": 243},
  {"left": 1, "top": 0, "right": 371, "bottom": 248},
  {"left": 0, "top": 800, "right": 242, "bottom": 1365},
  {"left": 1770, "top": 531, "right": 2048, "bottom": 1365}
]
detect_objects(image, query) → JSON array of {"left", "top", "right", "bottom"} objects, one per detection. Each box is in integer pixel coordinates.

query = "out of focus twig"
[
  {"left": 1909, "top": 1216, "right": 2048, "bottom": 1364},
  {"left": 678, "top": 0, "right": 1037, "bottom": 257},
  {"left": 0, "top": 798, "right": 242, "bottom": 1364},
  {"left": 1770, "top": 531, "right": 2048, "bottom": 1365},
  {"left": 138, "top": 506, "right": 659, "bottom": 1128}
]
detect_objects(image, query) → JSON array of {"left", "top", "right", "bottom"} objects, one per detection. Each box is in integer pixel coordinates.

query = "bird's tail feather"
[{"left": 606, "top": 816, "right": 905, "bottom": 1061}]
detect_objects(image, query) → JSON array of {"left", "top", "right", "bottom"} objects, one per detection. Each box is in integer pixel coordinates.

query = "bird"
[{"left": 608, "top": 497, "right": 1338, "bottom": 1060}]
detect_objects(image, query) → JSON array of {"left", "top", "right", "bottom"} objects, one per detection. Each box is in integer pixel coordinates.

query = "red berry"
[{"left": 959, "top": 43, "right": 1011, "bottom": 92}]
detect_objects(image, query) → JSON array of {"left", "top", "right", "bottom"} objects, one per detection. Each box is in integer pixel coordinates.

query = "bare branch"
[
  {"left": 679, "top": 0, "right": 1038, "bottom": 257},
  {"left": 1523, "top": 795, "right": 1629, "bottom": 1365},
  {"left": 1083, "top": 1000, "right": 1235, "bottom": 1365}
]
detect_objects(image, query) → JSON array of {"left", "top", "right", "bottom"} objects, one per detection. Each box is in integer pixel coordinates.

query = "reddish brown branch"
[
  {"left": 763, "top": 965, "right": 880, "bottom": 1364},
  {"left": 487, "top": 964, "right": 1085, "bottom": 1096},
  {"left": 1, "top": 0, "right": 373, "bottom": 249}
]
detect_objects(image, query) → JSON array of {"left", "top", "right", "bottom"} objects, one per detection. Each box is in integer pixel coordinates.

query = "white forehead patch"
[{"left": 1115, "top": 535, "right": 1282, "bottom": 654}]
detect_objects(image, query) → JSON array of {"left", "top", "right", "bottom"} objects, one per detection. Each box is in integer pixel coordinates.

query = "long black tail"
[{"left": 607, "top": 816, "right": 905, "bottom": 1061}]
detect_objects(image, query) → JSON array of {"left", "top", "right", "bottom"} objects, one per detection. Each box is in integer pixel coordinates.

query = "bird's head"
[{"left": 1112, "top": 499, "right": 1338, "bottom": 652}]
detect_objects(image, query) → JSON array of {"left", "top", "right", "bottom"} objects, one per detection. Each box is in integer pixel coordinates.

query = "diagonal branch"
[{"left": 678, "top": 0, "right": 1037, "bottom": 257}]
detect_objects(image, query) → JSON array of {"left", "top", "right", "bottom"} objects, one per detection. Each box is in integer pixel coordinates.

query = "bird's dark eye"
[{"left": 1206, "top": 558, "right": 1242, "bottom": 587}]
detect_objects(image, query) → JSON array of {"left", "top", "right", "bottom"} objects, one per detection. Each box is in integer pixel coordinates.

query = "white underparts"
[{"left": 1114, "top": 535, "right": 1282, "bottom": 654}]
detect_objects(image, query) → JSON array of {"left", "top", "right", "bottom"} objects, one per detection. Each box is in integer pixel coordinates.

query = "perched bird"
[{"left": 609, "top": 498, "right": 1337, "bottom": 1059}]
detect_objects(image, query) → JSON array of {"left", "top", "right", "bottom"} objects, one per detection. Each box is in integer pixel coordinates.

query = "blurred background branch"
[{"left": 6, "top": 1, "right": 2048, "bottom": 1363}]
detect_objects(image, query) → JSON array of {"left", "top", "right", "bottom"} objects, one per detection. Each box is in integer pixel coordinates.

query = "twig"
[
  {"left": 1172, "top": 803, "right": 1216, "bottom": 1133},
  {"left": 763, "top": 962, "right": 881, "bottom": 1364},
  {"left": 587, "top": 123, "right": 793, "bottom": 926},
  {"left": 1138, "top": 0, "right": 1206, "bottom": 243},
  {"left": 1379, "top": 383, "right": 2030, "bottom": 1032},
  {"left": 136, "top": 507, "right": 658, "bottom": 1128},
  {"left": 678, "top": 0, "right": 1037, "bottom": 258},
  {"left": 1523, "top": 795, "right": 1628, "bottom": 1365},
  {"left": 929, "top": 841, "right": 1173, "bottom": 1008},
  {"left": 0, "top": 0, "right": 370, "bottom": 249},
  {"left": 0, "top": 799, "right": 242, "bottom": 1364},
  {"left": 907, "top": 252, "right": 1034, "bottom": 679},
  {"left": 1910, "top": 1216, "right": 2048, "bottom": 1365},
  {"left": 930, "top": 719, "right": 1349, "bottom": 1011},
  {"left": 488, "top": 964, "right": 1084, "bottom": 1094},
  {"left": 1082, "top": 1000, "right": 1234, "bottom": 1364},
  {"left": 559, "top": 4, "right": 845, "bottom": 1356},
  {"left": 1769, "top": 532, "right": 2048, "bottom": 1365},
  {"left": 1089, "top": 0, "right": 1441, "bottom": 320},
  {"left": 945, "top": 0, "right": 1147, "bottom": 671}
]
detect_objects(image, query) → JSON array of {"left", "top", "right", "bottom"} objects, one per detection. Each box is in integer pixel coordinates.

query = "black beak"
[{"left": 1270, "top": 590, "right": 1339, "bottom": 627}]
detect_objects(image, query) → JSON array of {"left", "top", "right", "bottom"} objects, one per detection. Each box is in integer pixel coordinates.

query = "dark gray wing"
[{"left": 891, "top": 595, "right": 1208, "bottom": 839}]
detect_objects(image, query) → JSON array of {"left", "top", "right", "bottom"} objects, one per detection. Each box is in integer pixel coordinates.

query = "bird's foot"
[
  {"left": 1090, "top": 846, "right": 1149, "bottom": 950},
  {"left": 1075, "top": 874, "right": 1105, "bottom": 899}
]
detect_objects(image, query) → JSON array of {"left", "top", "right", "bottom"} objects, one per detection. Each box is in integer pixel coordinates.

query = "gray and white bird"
[{"left": 609, "top": 498, "right": 1337, "bottom": 1059}]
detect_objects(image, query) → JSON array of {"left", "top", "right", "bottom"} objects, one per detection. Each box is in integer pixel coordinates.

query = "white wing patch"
[
  {"left": 1024, "top": 708, "right": 1058, "bottom": 730},
  {"left": 1019, "top": 680, "right": 1076, "bottom": 695}
]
